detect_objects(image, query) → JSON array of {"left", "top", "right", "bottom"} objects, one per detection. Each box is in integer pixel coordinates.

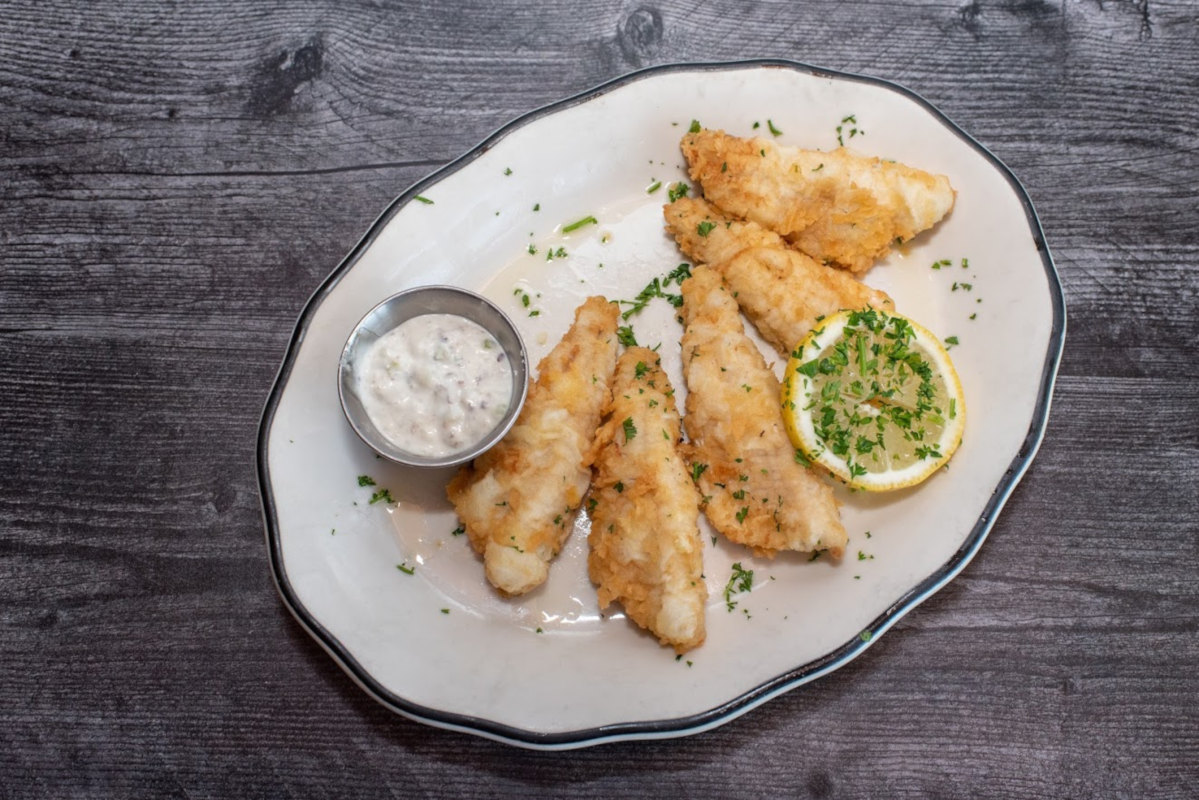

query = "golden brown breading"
[
  {"left": 681, "top": 128, "right": 955, "bottom": 274},
  {"left": 679, "top": 266, "right": 847, "bottom": 558},
  {"left": 588, "top": 347, "right": 706, "bottom": 653},
  {"left": 447, "top": 296, "right": 619, "bottom": 595},
  {"left": 665, "top": 196, "right": 894, "bottom": 357},
  {"left": 667, "top": 195, "right": 790, "bottom": 266}
]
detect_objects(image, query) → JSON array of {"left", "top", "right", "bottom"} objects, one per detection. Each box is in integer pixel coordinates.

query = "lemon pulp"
[{"left": 782, "top": 308, "right": 965, "bottom": 491}]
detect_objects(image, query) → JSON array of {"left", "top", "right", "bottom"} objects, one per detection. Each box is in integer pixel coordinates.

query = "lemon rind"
[{"left": 782, "top": 309, "right": 966, "bottom": 493}]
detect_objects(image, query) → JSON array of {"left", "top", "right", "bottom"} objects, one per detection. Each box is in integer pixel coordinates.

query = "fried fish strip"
[
  {"left": 665, "top": 196, "right": 894, "bottom": 357},
  {"left": 679, "top": 267, "right": 847, "bottom": 558},
  {"left": 447, "top": 296, "right": 620, "bottom": 595},
  {"left": 681, "top": 128, "right": 955, "bottom": 274},
  {"left": 588, "top": 347, "right": 706, "bottom": 652}
]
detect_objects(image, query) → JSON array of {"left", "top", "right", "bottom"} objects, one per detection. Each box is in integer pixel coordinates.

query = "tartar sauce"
[{"left": 357, "top": 313, "right": 513, "bottom": 457}]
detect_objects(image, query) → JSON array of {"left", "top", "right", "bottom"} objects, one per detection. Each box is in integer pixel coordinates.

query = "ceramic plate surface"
[{"left": 258, "top": 60, "right": 1065, "bottom": 749}]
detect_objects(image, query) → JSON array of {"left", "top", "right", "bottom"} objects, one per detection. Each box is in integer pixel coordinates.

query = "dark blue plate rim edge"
[{"left": 256, "top": 57, "right": 1068, "bottom": 750}]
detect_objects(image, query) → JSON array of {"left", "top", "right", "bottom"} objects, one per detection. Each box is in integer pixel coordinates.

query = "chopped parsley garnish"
[
  {"left": 617, "top": 268, "right": 685, "bottom": 319},
  {"left": 562, "top": 215, "right": 597, "bottom": 233},
  {"left": 667, "top": 182, "right": 690, "bottom": 203},
  {"left": 914, "top": 444, "right": 943, "bottom": 460},
  {"left": 451, "top": 525, "right": 465, "bottom": 536},
  {"left": 616, "top": 325, "right": 638, "bottom": 347},
  {"left": 646, "top": 180, "right": 662, "bottom": 194},
  {"left": 370, "top": 488, "right": 396, "bottom": 505},
  {"left": 835, "top": 114, "right": 862, "bottom": 147},
  {"left": 664, "top": 262, "right": 691, "bottom": 286},
  {"left": 767, "top": 118, "right": 783, "bottom": 136},
  {"left": 723, "top": 562, "right": 754, "bottom": 612},
  {"left": 413, "top": 195, "right": 434, "bottom": 205},
  {"left": 357, "top": 475, "right": 376, "bottom": 487},
  {"left": 688, "top": 119, "right": 701, "bottom": 133},
  {"left": 697, "top": 221, "right": 716, "bottom": 237},
  {"left": 621, "top": 417, "right": 637, "bottom": 442},
  {"left": 396, "top": 563, "right": 415, "bottom": 575},
  {"left": 503, "top": 167, "right": 512, "bottom": 176},
  {"left": 691, "top": 462, "right": 708, "bottom": 482}
]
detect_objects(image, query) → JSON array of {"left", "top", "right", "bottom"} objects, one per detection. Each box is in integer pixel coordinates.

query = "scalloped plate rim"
[{"left": 256, "top": 58, "right": 1066, "bottom": 750}]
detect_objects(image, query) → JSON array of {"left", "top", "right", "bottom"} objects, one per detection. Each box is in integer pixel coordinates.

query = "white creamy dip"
[{"left": 357, "top": 313, "right": 513, "bottom": 457}]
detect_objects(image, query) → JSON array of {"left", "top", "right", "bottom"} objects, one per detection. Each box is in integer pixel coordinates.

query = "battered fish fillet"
[
  {"left": 588, "top": 348, "right": 706, "bottom": 653},
  {"left": 680, "top": 266, "right": 847, "bottom": 558},
  {"left": 681, "top": 128, "right": 955, "bottom": 274},
  {"left": 447, "top": 296, "right": 619, "bottom": 595},
  {"left": 665, "top": 196, "right": 894, "bottom": 358}
]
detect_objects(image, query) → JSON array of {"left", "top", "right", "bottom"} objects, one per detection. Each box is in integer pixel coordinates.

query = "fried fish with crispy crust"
[
  {"left": 668, "top": 194, "right": 791, "bottom": 265},
  {"left": 681, "top": 128, "right": 955, "bottom": 274},
  {"left": 679, "top": 266, "right": 847, "bottom": 558},
  {"left": 447, "top": 296, "right": 619, "bottom": 595},
  {"left": 588, "top": 347, "right": 706, "bottom": 653},
  {"left": 665, "top": 196, "right": 894, "bottom": 358}
]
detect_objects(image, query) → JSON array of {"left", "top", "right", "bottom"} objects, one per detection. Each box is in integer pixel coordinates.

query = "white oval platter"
[{"left": 258, "top": 60, "right": 1066, "bottom": 749}]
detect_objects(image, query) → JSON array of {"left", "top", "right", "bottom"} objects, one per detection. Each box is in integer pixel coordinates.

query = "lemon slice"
[{"left": 781, "top": 308, "right": 965, "bottom": 491}]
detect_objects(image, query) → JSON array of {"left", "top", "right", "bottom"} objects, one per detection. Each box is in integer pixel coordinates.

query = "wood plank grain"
[{"left": 1, "top": 0, "right": 1196, "bottom": 796}]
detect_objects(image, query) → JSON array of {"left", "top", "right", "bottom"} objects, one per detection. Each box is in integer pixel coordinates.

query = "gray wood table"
[{"left": 2, "top": 1, "right": 1195, "bottom": 796}]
